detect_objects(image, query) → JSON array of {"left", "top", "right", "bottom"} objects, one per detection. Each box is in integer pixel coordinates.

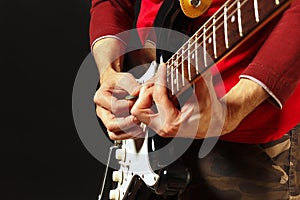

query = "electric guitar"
[{"left": 99, "top": 0, "right": 292, "bottom": 199}]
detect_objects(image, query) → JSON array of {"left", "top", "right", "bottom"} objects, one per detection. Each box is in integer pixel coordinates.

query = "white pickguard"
[{"left": 107, "top": 61, "right": 159, "bottom": 200}]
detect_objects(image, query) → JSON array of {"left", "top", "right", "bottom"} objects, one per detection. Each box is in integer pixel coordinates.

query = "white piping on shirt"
[
  {"left": 239, "top": 75, "right": 283, "bottom": 109},
  {"left": 90, "top": 35, "right": 127, "bottom": 53},
  {"left": 145, "top": 39, "right": 157, "bottom": 47}
]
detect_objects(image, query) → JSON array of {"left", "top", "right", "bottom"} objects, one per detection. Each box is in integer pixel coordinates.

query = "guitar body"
[{"left": 98, "top": 0, "right": 292, "bottom": 199}]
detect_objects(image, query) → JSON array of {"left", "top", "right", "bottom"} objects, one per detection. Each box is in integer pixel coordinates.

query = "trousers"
[{"left": 177, "top": 125, "right": 300, "bottom": 200}]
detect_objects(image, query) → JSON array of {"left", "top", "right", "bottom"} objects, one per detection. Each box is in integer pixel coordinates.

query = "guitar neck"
[{"left": 166, "top": 0, "right": 292, "bottom": 99}]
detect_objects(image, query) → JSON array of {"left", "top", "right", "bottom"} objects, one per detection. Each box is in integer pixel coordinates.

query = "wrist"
[
  {"left": 222, "top": 79, "right": 269, "bottom": 134},
  {"left": 92, "top": 37, "right": 126, "bottom": 81},
  {"left": 100, "top": 67, "right": 118, "bottom": 85}
]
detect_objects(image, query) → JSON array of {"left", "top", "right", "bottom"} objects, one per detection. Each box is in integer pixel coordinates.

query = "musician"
[{"left": 91, "top": 0, "right": 300, "bottom": 199}]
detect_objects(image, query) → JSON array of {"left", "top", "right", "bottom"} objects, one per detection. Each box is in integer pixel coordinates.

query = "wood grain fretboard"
[{"left": 165, "top": 0, "right": 292, "bottom": 99}]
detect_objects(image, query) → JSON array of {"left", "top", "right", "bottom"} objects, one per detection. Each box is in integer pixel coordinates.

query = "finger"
[
  {"left": 124, "top": 81, "right": 153, "bottom": 101},
  {"left": 117, "top": 73, "right": 141, "bottom": 95},
  {"left": 131, "top": 84, "right": 164, "bottom": 134},
  {"left": 111, "top": 89, "right": 131, "bottom": 99},
  {"left": 153, "top": 64, "right": 175, "bottom": 110},
  {"left": 110, "top": 99, "right": 134, "bottom": 116},
  {"left": 107, "top": 125, "right": 144, "bottom": 140},
  {"left": 142, "top": 64, "right": 181, "bottom": 136},
  {"left": 131, "top": 85, "right": 156, "bottom": 125},
  {"left": 133, "top": 84, "right": 154, "bottom": 110},
  {"left": 96, "top": 106, "right": 139, "bottom": 133},
  {"left": 94, "top": 89, "right": 135, "bottom": 116},
  {"left": 146, "top": 103, "right": 180, "bottom": 138},
  {"left": 154, "top": 63, "right": 167, "bottom": 87}
]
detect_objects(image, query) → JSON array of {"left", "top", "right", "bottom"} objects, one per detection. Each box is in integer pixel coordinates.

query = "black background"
[{"left": 1, "top": 0, "right": 104, "bottom": 199}]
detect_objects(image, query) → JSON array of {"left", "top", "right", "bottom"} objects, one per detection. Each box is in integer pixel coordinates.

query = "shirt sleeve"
[
  {"left": 89, "top": 0, "right": 136, "bottom": 47},
  {"left": 241, "top": 0, "right": 300, "bottom": 107}
]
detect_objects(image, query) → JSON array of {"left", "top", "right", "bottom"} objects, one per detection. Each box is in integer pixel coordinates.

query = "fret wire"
[
  {"left": 171, "top": 60, "right": 174, "bottom": 95},
  {"left": 213, "top": 17, "right": 218, "bottom": 59},
  {"left": 254, "top": 0, "right": 260, "bottom": 22},
  {"left": 176, "top": 65, "right": 179, "bottom": 91},
  {"left": 168, "top": 59, "right": 174, "bottom": 80},
  {"left": 224, "top": 4, "right": 229, "bottom": 48},
  {"left": 188, "top": 42, "right": 192, "bottom": 81},
  {"left": 166, "top": 58, "right": 171, "bottom": 89},
  {"left": 167, "top": 55, "right": 176, "bottom": 83},
  {"left": 166, "top": 62, "right": 170, "bottom": 83},
  {"left": 177, "top": 50, "right": 181, "bottom": 84},
  {"left": 203, "top": 27, "right": 207, "bottom": 67},
  {"left": 237, "top": 0, "right": 243, "bottom": 37},
  {"left": 181, "top": 49, "right": 185, "bottom": 86},
  {"left": 174, "top": 56, "right": 178, "bottom": 91},
  {"left": 195, "top": 34, "right": 199, "bottom": 74}
]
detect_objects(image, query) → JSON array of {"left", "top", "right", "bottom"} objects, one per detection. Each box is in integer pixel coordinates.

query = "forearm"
[
  {"left": 92, "top": 38, "right": 127, "bottom": 83},
  {"left": 92, "top": 39, "right": 143, "bottom": 141},
  {"left": 221, "top": 78, "right": 269, "bottom": 134}
]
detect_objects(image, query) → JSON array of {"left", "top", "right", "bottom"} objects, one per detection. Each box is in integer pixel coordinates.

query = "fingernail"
[
  {"left": 125, "top": 95, "right": 138, "bottom": 100},
  {"left": 132, "top": 116, "right": 140, "bottom": 123}
]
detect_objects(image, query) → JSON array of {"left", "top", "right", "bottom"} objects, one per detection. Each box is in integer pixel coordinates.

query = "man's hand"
[
  {"left": 94, "top": 70, "right": 143, "bottom": 140},
  {"left": 131, "top": 64, "right": 269, "bottom": 139},
  {"left": 130, "top": 63, "right": 222, "bottom": 139},
  {"left": 92, "top": 38, "right": 143, "bottom": 140}
]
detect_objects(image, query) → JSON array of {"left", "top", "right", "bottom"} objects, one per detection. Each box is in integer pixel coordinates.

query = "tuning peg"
[
  {"left": 109, "top": 189, "right": 120, "bottom": 200},
  {"left": 112, "top": 171, "right": 123, "bottom": 184},
  {"left": 115, "top": 148, "right": 126, "bottom": 162}
]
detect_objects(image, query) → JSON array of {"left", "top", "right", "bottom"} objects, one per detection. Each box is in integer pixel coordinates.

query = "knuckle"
[
  {"left": 123, "top": 72, "right": 132, "bottom": 79},
  {"left": 95, "top": 106, "right": 106, "bottom": 120},
  {"left": 158, "top": 130, "right": 168, "bottom": 137},
  {"left": 121, "top": 73, "right": 134, "bottom": 83},
  {"left": 108, "top": 132, "right": 117, "bottom": 140},
  {"left": 130, "top": 107, "right": 138, "bottom": 117},
  {"left": 160, "top": 123, "right": 178, "bottom": 137},
  {"left": 95, "top": 106, "right": 101, "bottom": 117},
  {"left": 153, "top": 92, "right": 163, "bottom": 102},
  {"left": 106, "top": 122, "right": 117, "bottom": 132},
  {"left": 94, "top": 90, "right": 105, "bottom": 105},
  {"left": 93, "top": 91, "right": 100, "bottom": 104}
]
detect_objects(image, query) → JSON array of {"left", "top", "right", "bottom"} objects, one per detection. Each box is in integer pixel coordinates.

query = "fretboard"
[{"left": 166, "top": 0, "right": 291, "bottom": 99}]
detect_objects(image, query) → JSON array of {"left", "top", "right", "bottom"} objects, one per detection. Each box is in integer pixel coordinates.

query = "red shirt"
[{"left": 90, "top": 0, "right": 300, "bottom": 143}]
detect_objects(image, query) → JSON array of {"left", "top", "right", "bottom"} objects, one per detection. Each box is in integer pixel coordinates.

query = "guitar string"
[
  {"left": 181, "top": 0, "right": 248, "bottom": 60},
  {"left": 166, "top": 0, "right": 264, "bottom": 94},
  {"left": 166, "top": 0, "right": 249, "bottom": 69},
  {"left": 165, "top": 0, "right": 250, "bottom": 85},
  {"left": 169, "top": 0, "right": 248, "bottom": 75},
  {"left": 165, "top": 1, "right": 240, "bottom": 95},
  {"left": 168, "top": 0, "right": 286, "bottom": 82},
  {"left": 166, "top": 0, "right": 242, "bottom": 67}
]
